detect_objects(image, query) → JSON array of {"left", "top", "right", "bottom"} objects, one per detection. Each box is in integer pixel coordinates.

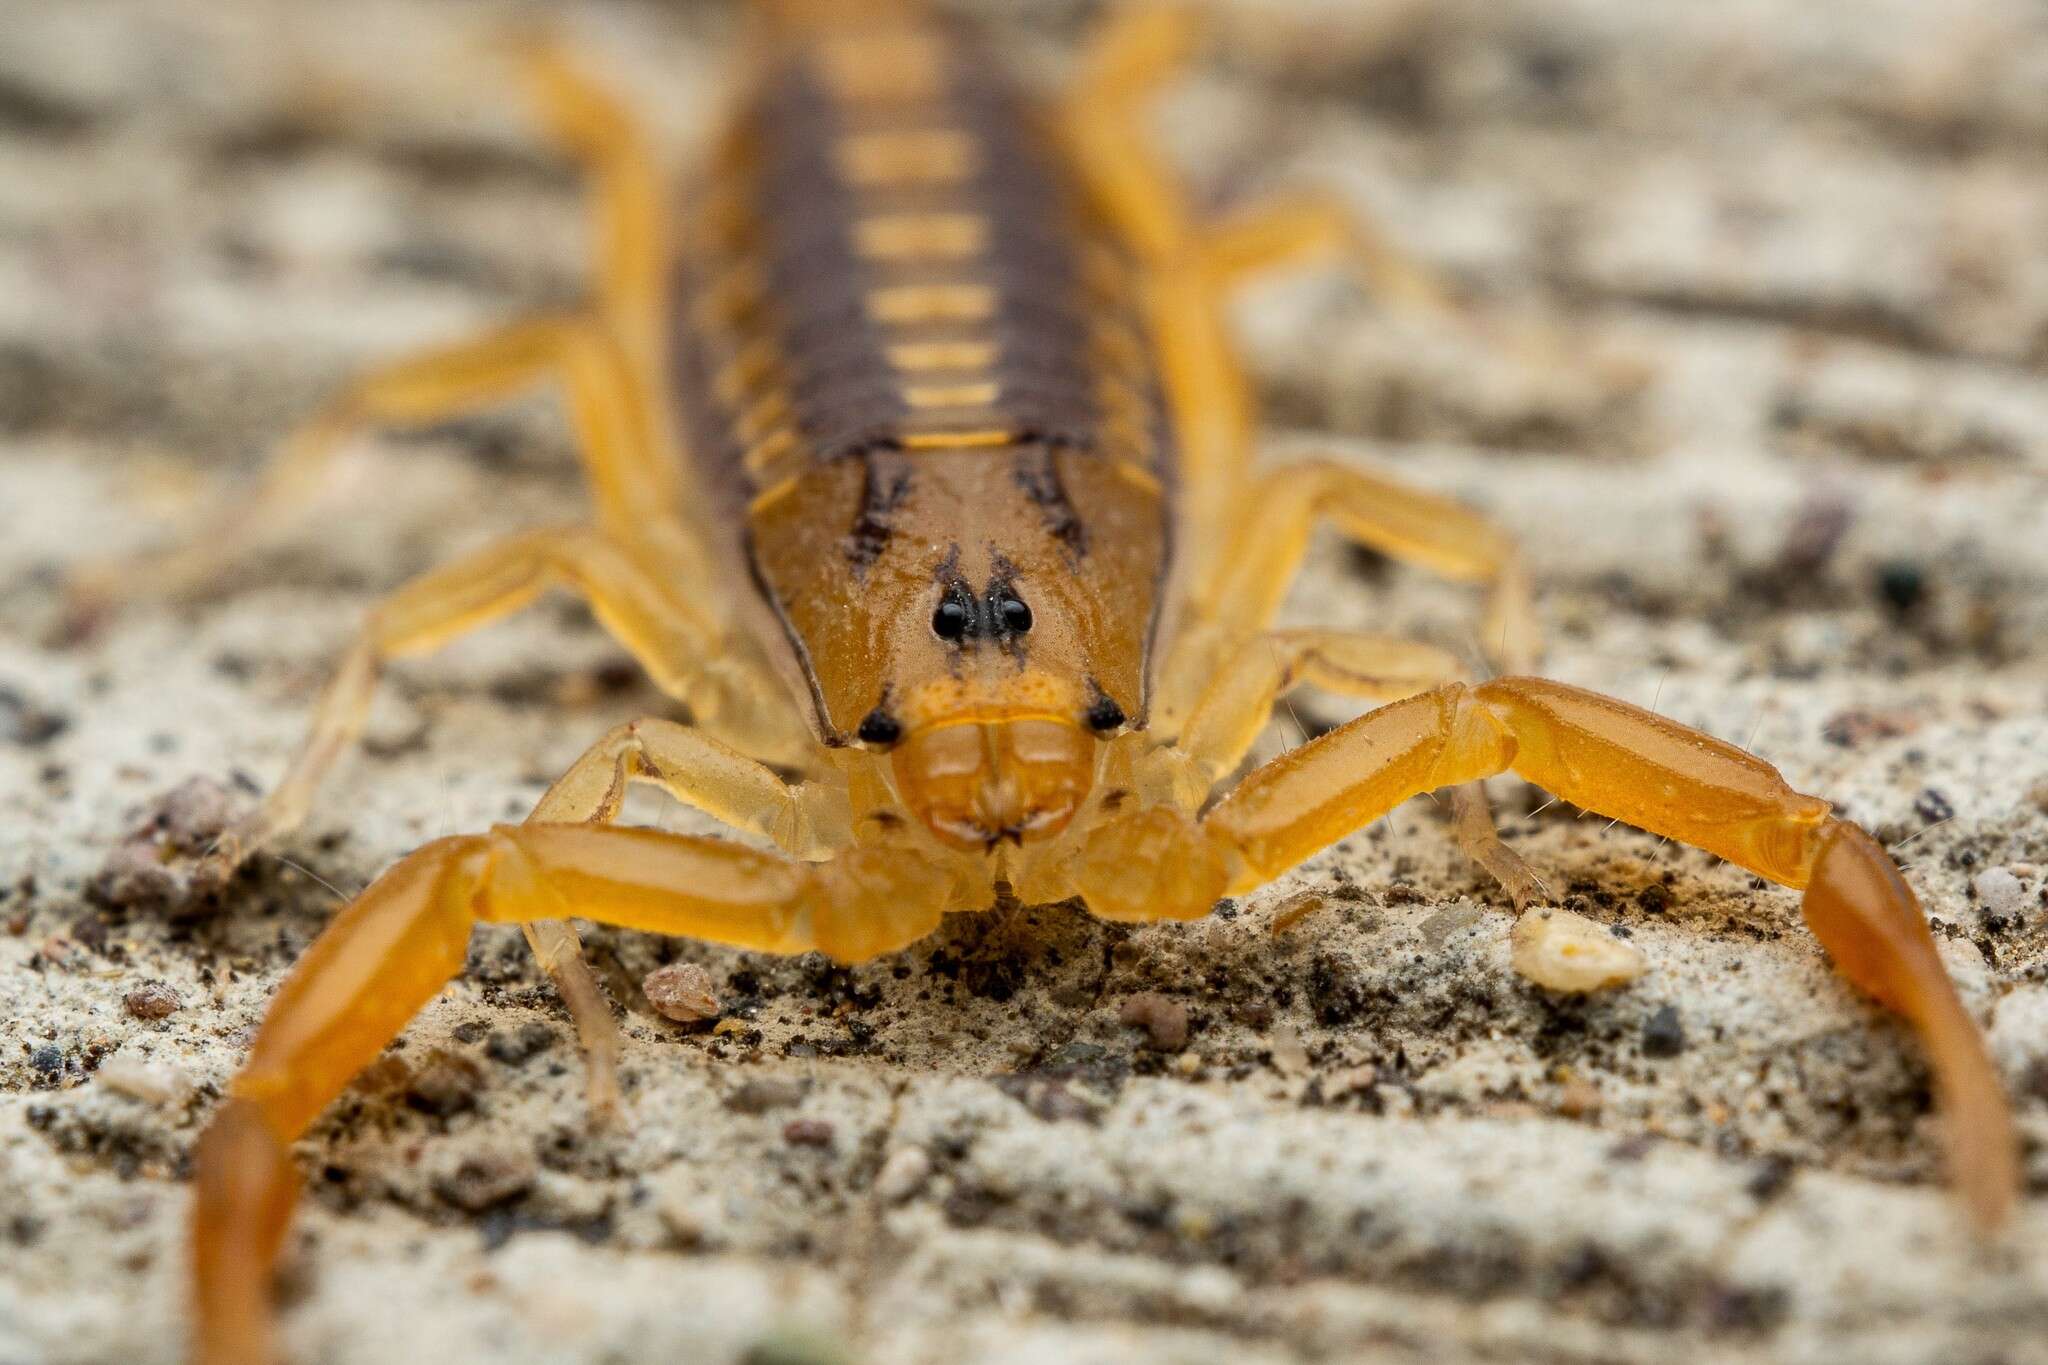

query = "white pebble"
[
  {"left": 95, "top": 1055, "right": 192, "bottom": 1107},
  {"left": 1974, "top": 868, "right": 2026, "bottom": 919},
  {"left": 875, "top": 1145, "right": 933, "bottom": 1203},
  {"left": 1511, "top": 909, "right": 1647, "bottom": 993}
]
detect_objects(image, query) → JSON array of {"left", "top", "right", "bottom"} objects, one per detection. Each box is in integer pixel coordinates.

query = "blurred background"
[{"left": 2, "top": 2, "right": 2045, "bottom": 1363}]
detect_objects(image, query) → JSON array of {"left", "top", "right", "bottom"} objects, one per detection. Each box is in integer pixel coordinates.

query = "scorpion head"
[
  {"left": 749, "top": 447, "right": 1162, "bottom": 852},
  {"left": 872, "top": 559, "right": 1128, "bottom": 851}
]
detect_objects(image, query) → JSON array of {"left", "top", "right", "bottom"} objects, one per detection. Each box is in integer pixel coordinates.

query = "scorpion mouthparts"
[{"left": 893, "top": 717, "right": 1096, "bottom": 853}]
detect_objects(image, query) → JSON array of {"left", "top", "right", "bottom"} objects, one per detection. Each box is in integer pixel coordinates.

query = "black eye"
[
  {"left": 856, "top": 708, "right": 901, "bottom": 746},
  {"left": 932, "top": 596, "right": 972, "bottom": 642},
  {"left": 1085, "top": 696, "right": 1126, "bottom": 733},
  {"left": 996, "top": 595, "right": 1032, "bottom": 634}
]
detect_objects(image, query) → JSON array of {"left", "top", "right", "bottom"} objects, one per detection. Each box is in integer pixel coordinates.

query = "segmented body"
[{"left": 673, "top": 16, "right": 1171, "bottom": 741}]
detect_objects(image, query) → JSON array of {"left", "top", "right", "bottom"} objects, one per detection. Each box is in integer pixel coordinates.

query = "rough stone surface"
[{"left": 4, "top": 2, "right": 2047, "bottom": 1363}]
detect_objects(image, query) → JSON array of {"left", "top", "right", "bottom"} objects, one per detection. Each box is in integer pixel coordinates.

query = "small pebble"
[
  {"left": 432, "top": 1148, "right": 536, "bottom": 1212},
  {"left": 1268, "top": 891, "right": 1327, "bottom": 934},
  {"left": 783, "top": 1118, "right": 834, "bottom": 1148},
  {"left": 1642, "top": 1005, "right": 1687, "bottom": 1058},
  {"left": 405, "top": 1049, "right": 485, "bottom": 1116},
  {"left": 1119, "top": 992, "right": 1190, "bottom": 1051},
  {"left": 1555, "top": 1075, "right": 1603, "bottom": 1119},
  {"left": 874, "top": 1145, "right": 933, "bottom": 1203},
  {"left": 1973, "top": 868, "right": 2026, "bottom": 919},
  {"left": 122, "top": 981, "right": 181, "bottom": 1020},
  {"left": 726, "top": 1076, "right": 808, "bottom": 1114},
  {"left": 1268, "top": 1022, "right": 1310, "bottom": 1077},
  {"left": 1323, "top": 1062, "right": 1377, "bottom": 1100},
  {"left": 97, "top": 1055, "right": 192, "bottom": 1107},
  {"left": 1417, "top": 903, "right": 1485, "bottom": 946},
  {"left": 1511, "top": 909, "right": 1647, "bottom": 993},
  {"left": 485, "top": 1022, "right": 556, "bottom": 1066},
  {"left": 88, "top": 777, "right": 243, "bottom": 918},
  {"left": 643, "top": 962, "right": 721, "bottom": 1022}
]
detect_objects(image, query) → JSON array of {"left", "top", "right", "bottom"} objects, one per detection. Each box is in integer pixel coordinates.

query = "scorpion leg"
[
  {"left": 68, "top": 319, "right": 692, "bottom": 619},
  {"left": 1149, "top": 454, "right": 1544, "bottom": 907},
  {"left": 1174, "top": 629, "right": 1464, "bottom": 786},
  {"left": 515, "top": 42, "right": 667, "bottom": 369},
  {"left": 193, "top": 822, "right": 945, "bottom": 1365},
  {"left": 1060, "top": 6, "right": 1271, "bottom": 527},
  {"left": 1197, "top": 190, "right": 1653, "bottom": 394},
  {"left": 194, "top": 526, "right": 738, "bottom": 1114},
  {"left": 201, "top": 527, "right": 720, "bottom": 879},
  {"left": 1139, "top": 193, "right": 1478, "bottom": 514},
  {"left": 1062, "top": 5, "right": 1203, "bottom": 260},
  {"left": 529, "top": 716, "right": 844, "bottom": 858},
  {"left": 1201, "top": 192, "right": 1468, "bottom": 329},
  {"left": 1166, "top": 630, "right": 1546, "bottom": 909},
  {"left": 71, "top": 45, "right": 689, "bottom": 623},
  {"left": 506, "top": 717, "right": 846, "bottom": 1120},
  {"left": 1197, "top": 456, "right": 1537, "bottom": 674},
  {"left": 1087, "top": 677, "right": 2016, "bottom": 1230}
]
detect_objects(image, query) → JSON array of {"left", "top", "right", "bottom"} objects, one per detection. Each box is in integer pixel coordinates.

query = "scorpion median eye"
[
  {"left": 932, "top": 597, "right": 973, "bottom": 641},
  {"left": 996, "top": 595, "right": 1032, "bottom": 634}
]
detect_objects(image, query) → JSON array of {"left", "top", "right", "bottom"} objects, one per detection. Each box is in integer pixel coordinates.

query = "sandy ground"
[{"left": 4, "top": 1, "right": 2048, "bottom": 1362}]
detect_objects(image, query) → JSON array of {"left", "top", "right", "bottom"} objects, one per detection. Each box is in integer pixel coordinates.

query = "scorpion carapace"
[
  {"left": 671, "top": 5, "right": 1171, "bottom": 847},
  {"left": 61, "top": 2, "right": 2019, "bottom": 1361},
  {"left": 673, "top": 6, "right": 1171, "bottom": 848}
]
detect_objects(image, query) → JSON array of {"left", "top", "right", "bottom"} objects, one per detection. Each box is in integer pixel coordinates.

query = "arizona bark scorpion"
[{"left": 67, "top": 2, "right": 2018, "bottom": 1359}]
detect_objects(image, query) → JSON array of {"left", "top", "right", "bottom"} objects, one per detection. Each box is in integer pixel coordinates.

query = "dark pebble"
[
  {"left": 1913, "top": 789, "right": 1954, "bottom": 824},
  {"left": 1642, "top": 1005, "right": 1686, "bottom": 1058},
  {"left": 1875, "top": 561, "right": 1925, "bottom": 614},
  {"left": 1746, "top": 1155, "right": 1796, "bottom": 1202},
  {"left": 485, "top": 1022, "right": 556, "bottom": 1066}
]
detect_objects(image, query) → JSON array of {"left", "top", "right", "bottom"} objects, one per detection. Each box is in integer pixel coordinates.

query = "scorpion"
[{"left": 66, "top": 2, "right": 2017, "bottom": 1361}]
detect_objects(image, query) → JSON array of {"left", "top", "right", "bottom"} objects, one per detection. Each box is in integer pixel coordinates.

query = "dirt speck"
[
  {"left": 643, "top": 961, "right": 721, "bottom": 1023},
  {"left": 1642, "top": 1005, "right": 1687, "bottom": 1059},
  {"left": 874, "top": 1146, "right": 932, "bottom": 1203},
  {"left": 121, "top": 981, "right": 180, "bottom": 1020},
  {"left": 1119, "top": 992, "right": 1190, "bottom": 1051},
  {"left": 725, "top": 1076, "right": 808, "bottom": 1115},
  {"left": 432, "top": 1147, "right": 536, "bottom": 1213},
  {"left": 95, "top": 1054, "right": 191, "bottom": 1106},
  {"left": 484, "top": 1022, "right": 556, "bottom": 1066},
  {"left": 782, "top": 1118, "right": 834, "bottom": 1148},
  {"left": 87, "top": 777, "right": 243, "bottom": 917},
  {"left": 1913, "top": 789, "right": 1956, "bottom": 825},
  {"left": 404, "top": 1049, "right": 486, "bottom": 1117}
]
